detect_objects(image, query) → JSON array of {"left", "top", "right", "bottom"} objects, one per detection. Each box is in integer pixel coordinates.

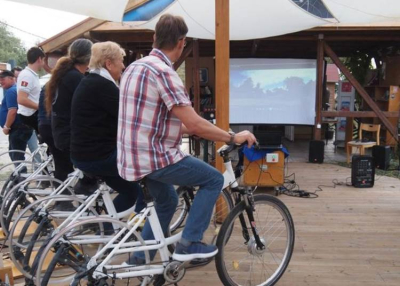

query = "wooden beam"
[
  {"left": 173, "top": 41, "right": 193, "bottom": 71},
  {"left": 314, "top": 36, "right": 324, "bottom": 140},
  {"left": 193, "top": 40, "right": 201, "bottom": 115},
  {"left": 251, "top": 40, "right": 260, "bottom": 56},
  {"left": 215, "top": 0, "right": 230, "bottom": 172},
  {"left": 322, "top": 111, "right": 399, "bottom": 118},
  {"left": 39, "top": 0, "right": 148, "bottom": 53},
  {"left": 89, "top": 31, "right": 154, "bottom": 43},
  {"left": 323, "top": 42, "right": 398, "bottom": 138},
  {"left": 40, "top": 18, "right": 105, "bottom": 53},
  {"left": 193, "top": 39, "right": 201, "bottom": 156}
]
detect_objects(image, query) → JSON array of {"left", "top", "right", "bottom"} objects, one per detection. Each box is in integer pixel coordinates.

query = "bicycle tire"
[
  {"left": 39, "top": 242, "right": 65, "bottom": 286},
  {"left": 215, "top": 194, "right": 295, "bottom": 286},
  {"left": 36, "top": 217, "right": 147, "bottom": 286},
  {"left": 169, "top": 186, "right": 192, "bottom": 233},
  {"left": 8, "top": 195, "right": 98, "bottom": 279},
  {"left": 0, "top": 176, "right": 69, "bottom": 236}
]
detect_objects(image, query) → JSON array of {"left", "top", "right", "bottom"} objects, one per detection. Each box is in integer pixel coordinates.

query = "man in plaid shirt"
[{"left": 118, "top": 14, "right": 256, "bottom": 262}]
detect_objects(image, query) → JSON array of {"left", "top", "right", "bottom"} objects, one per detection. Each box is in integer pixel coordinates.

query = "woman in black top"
[
  {"left": 70, "top": 41, "right": 144, "bottom": 214},
  {"left": 38, "top": 84, "right": 74, "bottom": 181},
  {"left": 46, "top": 38, "right": 92, "bottom": 153}
]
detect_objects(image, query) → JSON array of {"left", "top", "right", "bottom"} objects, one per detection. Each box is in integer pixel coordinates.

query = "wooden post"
[
  {"left": 215, "top": 0, "right": 230, "bottom": 172},
  {"left": 173, "top": 41, "right": 193, "bottom": 71},
  {"left": 193, "top": 39, "right": 201, "bottom": 156},
  {"left": 215, "top": 0, "right": 230, "bottom": 222},
  {"left": 323, "top": 42, "right": 397, "bottom": 138},
  {"left": 314, "top": 35, "right": 324, "bottom": 140}
]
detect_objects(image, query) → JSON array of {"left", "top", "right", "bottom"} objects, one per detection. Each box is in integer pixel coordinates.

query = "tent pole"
[
  {"left": 314, "top": 34, "right": 324, "bottom": 140},
  {"left": 215, "top": 0, "right": 230, "bottom": 172}
]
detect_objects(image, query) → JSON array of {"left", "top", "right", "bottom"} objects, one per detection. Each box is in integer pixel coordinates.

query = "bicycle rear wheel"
[
  {"left": 36, "top": 218, "right": 146, "bottom": 286},
  {"left": 215, "top": 194, "right": 295, "bottom": 286}
]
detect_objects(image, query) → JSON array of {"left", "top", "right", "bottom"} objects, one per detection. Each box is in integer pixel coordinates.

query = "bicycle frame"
[{"left": 86, "top": 156, "right": 238, "bottom": 280}]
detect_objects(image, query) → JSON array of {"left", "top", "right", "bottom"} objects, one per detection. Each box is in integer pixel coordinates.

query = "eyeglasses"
[{"left": 179, "top": 37, "right": 187, "bottom": 47}]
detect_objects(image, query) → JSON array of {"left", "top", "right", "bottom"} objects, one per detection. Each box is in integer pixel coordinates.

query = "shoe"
[
  {"left": 73, "top": 177, "right": 99, "bottom": 196},
  {"left": 128, "top": 213, "right": 146, "bottom": 228},
  {"left": 172, "top": 242, "right": 218, "bottom": 261},
  {"left": 53, "top": 201, "right": 76, "bottom": 211}
]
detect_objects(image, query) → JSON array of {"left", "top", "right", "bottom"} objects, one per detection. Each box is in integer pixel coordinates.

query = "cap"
[{"left": 0, "top": 70, "right": 15, "bottom": 78}]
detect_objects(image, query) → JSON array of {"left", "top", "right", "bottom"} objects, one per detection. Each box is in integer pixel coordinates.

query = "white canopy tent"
[
  {"left": 139, "top": 0, "right": 329, "bottom": 40},
  {"left": 322, "top": 0, "right": 400, "bottom": 24},
  {"left": 4, "top": 0, "right": 129, "bottom": 23},
  {"left": 5, "top": 0, "right": 400, "bottom": 40}
]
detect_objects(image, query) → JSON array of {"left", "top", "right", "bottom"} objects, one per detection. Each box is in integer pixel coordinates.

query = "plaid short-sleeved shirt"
[{"left": 117, "top": 49, "right": 192, "bottom": 181}]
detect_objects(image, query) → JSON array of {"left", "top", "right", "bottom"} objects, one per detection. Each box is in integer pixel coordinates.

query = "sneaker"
[
  {"left": 53, "top": 201, "right": 76, "bottom": 211},
  {"left": 73, "top": 178, "right": 99, "bottom": 196},
  {"left": 172, "top": 242, "right": 218, "bottom": 261}
]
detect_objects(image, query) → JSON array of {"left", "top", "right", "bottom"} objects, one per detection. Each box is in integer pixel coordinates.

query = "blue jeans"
[
  {"left": 72, "top": 150, "right": 146, "bottom": 213},
  {"left": 135, "top": 156, "right": 223, "bottom": 260},
  {"left": 27, "top": 132, "right": 42, "bottom": 164},
  {"left": 9, "top": 127, "right": 33, "bottom": 167}
]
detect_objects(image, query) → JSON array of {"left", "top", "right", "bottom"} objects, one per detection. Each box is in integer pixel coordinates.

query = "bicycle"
[
  {"left": 35, "top": 143, "right": 294, "bottom": 286},
  {"left": 8, "top": 170, "right": 231, "bottom": 282}
]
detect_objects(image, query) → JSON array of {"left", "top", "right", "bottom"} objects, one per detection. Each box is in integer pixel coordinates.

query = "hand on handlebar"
[{"left": 233, "top": 130, "right": 257, "bottom": 148}]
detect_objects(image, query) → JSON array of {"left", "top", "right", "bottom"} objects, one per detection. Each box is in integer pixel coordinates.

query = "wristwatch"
[{"left": 228, "top": 132, "right": 236, "bottom": 145}]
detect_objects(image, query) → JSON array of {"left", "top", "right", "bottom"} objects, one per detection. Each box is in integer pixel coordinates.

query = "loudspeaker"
[
  {"left": 372, "top": 145, "right": 391, "bottom": 170},
  {"left": 309, "top": 140, "right": 324, "bottom": 163},
  {"left": 351, "top": 155, "right": 375, "bottom": 188}
]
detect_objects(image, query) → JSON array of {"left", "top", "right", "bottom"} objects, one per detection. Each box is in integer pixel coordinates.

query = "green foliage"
[
  {"left": 343, "top": 51, "right": 372, "bottom": 86},
  {"left": 0, "top": 22, "right": 27, "bottom": 67}
]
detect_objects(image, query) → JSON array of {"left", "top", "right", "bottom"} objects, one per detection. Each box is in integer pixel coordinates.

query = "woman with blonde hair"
[{"left": 70, "top": 41, "right": 144, "bottom": 214}]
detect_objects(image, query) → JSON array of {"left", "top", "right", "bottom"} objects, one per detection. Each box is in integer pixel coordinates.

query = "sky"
[{"left": 0, "top": 0, "right": 86, "bottom": 47}]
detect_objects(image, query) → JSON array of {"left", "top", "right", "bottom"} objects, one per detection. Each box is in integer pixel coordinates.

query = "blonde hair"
[{"left": 89, "top": 41, "right": 126, "bottom": 69}]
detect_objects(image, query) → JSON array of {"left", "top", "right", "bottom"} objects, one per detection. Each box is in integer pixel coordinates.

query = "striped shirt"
[{"left": 117, "top": 49, "right": 191, "bottom": 181}]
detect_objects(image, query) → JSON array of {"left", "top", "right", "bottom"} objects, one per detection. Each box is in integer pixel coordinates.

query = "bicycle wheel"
[
  {"left": 169, "top": 186, "right": 192, "bottom": 233},
  {"left": 215, "top": 194, "right": 295, "bottom": 286},
  {"left": 36, "top": 218, "right": 147, "bottom": 286},
  {"left": 8, "top": 195, "right": 98, "bottom": 279},
  {"left": 0, "top": 176, "right": 69, "bottom": 236},
  {"left": 203, "top": 188, "right": 234, "bottom": 245}
]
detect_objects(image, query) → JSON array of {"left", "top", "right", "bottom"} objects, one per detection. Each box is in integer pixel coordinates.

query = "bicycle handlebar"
[{"left": 217, "top": 141, "right": 259, "bottom": 157}]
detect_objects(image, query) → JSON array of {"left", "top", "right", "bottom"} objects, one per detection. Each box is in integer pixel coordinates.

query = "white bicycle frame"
[{"left": 68, "top": 156, "right": 239, "bottom": 281}]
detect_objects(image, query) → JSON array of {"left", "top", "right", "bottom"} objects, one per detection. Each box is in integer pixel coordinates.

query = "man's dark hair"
[
  {"left": 11, "top": 66, "right": 22, "bottom": 73},
  {"left": 0, "top": 70, "right": 15, "bottom": 78},
  {"left": 154, "top": 14, "right": 188, "bottom": 50},
  {"left": 27, "top": 47, "right": 45, "bottom": 64}
]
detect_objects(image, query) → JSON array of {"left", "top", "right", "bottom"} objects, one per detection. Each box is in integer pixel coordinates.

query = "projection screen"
[{"left": 230, "top": 58, "right": 317, "bottom": 125}]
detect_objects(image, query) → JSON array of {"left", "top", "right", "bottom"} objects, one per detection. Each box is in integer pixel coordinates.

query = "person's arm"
[
  {"left": 17, "top": 90, "right": 38, "bottom": 110},
  {"left": 2, "top": 108, "right": 17, "bottom": 135},
  {"left": 181, "top": 124, "right": 191, "bottom": 135},
  {"left": 172, "top": 106, "right": 256, "bottom": 147}
]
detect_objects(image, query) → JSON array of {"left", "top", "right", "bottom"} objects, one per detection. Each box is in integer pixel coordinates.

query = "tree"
[{"left": 0, "top": 22, "right": 27, "bottom": 67}]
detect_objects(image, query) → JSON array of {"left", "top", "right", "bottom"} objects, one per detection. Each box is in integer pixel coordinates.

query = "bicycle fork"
[{"left": 238, "top": 190, "right": 265, "bottom": 250}]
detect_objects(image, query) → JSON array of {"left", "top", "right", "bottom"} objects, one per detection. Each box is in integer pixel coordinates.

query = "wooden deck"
[
  {"left": 185, "top": 162, "right": 400, "bottom": 286},
  {"left": 10, "top": 162, "right": 400, "bottom": 285}
]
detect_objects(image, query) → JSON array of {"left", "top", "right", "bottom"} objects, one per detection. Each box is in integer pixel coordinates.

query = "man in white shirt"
[{"left": 17, "top": 47, "right": 45, "bottom": 134}]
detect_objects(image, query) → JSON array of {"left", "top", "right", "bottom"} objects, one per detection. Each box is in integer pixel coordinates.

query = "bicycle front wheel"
[{"left": 215, "top": 194, "right": 295, "bottom": 286}]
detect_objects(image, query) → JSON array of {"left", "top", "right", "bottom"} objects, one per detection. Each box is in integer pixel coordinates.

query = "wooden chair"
[{"left": 346, "top": 123, "right": 380, "bottom": 163}]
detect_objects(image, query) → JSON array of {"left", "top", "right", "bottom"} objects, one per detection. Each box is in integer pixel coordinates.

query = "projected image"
[{"left": 230, "top": 59, "right": 317, "bottom": 125}]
